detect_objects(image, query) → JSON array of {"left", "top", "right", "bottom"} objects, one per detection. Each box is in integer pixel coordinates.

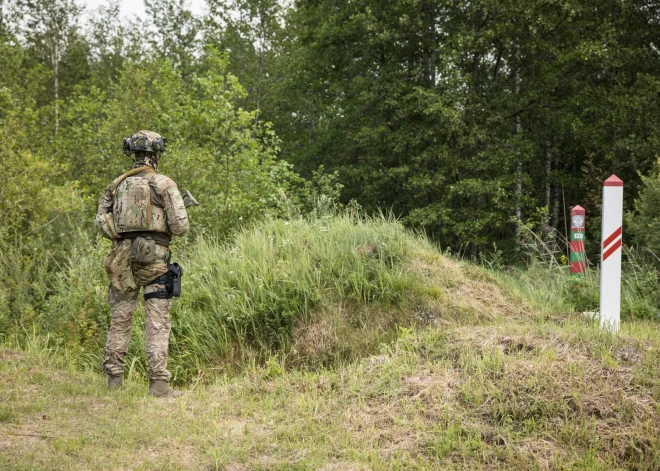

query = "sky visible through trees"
[{"left": 82, "top": 0, "right": 206, "bottom": 19}]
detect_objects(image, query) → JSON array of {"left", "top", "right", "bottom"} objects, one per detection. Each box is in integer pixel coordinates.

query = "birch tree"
[
  {"left": 206, "top": 0, "right": 284, "bottom": 126},
  {"left": 19, "top": 0, "right": 82, "bottom": 134},
  {"left": 144, "top": 0, "right": 201, "bottom": 77}
]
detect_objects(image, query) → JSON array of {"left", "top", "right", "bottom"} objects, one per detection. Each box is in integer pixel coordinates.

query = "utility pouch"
[{"left": 129, "top": 236, "right": 157, "bottom": 265}]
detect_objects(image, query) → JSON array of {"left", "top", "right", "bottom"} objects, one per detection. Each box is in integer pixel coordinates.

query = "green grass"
[
  {"left": 169, "top": 213, "right": 434, "bottom": 378},
  {"left": 1, "top": 315, "right": 659, "bottom": 470},
  {"left": 6, "top": 213, "right": 657, "bottom": 384},
  {"left": 482, "top": 224, "right": 660, "bottom": 320}
]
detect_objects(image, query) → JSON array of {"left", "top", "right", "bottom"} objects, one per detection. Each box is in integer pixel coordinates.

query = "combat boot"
[
  {"left": 108, "top": 375, "right": 123, "bottom": 390},
  {"left": 149, "top": 380, "right": 183, "bottom": 398}
]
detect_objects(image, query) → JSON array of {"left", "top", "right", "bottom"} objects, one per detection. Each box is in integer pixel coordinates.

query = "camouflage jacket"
[{"left": 96, "top": 166, "right": 189, "bottom": 240}]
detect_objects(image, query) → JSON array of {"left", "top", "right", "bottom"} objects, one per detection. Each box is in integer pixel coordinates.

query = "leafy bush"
[
  {"left": 0, "top": 240, "right": 50, "bottom": 337},
  {"left": 51, "top": 52, "right": 299, "bottom": 237},
  {"left": 629, "top": 163, "right": 660, "bottom": 258}
]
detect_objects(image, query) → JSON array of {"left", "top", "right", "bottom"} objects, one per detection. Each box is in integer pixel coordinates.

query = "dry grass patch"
[
  {"left": 411, "top": 322, "right": 660, "bottom": 469},
  {"left": 413, "top": 254, "right": 535, "bottom": 325}
]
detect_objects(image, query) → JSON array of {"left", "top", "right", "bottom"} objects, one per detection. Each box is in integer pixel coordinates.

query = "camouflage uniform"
[{"left": 96, "top": 136, "right": 189, "bottom": 384}]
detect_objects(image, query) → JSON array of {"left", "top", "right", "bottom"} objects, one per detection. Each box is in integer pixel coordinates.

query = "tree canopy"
[{"left": 1, "top": 0, "right": 659, "bottom": 256}]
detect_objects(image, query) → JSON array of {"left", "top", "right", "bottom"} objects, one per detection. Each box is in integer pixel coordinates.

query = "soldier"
[{"left": 96, "top": 130, "right": 189, "bottom": 398}]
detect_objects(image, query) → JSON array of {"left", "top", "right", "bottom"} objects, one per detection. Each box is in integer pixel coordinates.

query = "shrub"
[
  {"left": 629, "top": 163, "right": 660, "bottom": 257},
  {"left": 0, "top": 240, "right": 50, "bottom": 337}
]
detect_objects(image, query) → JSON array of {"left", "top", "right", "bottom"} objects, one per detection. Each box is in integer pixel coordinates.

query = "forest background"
[{"left": 1, "top": 0, "right": 660, "bottom": 368}]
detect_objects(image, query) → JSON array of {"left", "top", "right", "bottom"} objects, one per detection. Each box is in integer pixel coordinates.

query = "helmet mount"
[{"left": 121, "top": 130, "right": 167, "bottom": 162}]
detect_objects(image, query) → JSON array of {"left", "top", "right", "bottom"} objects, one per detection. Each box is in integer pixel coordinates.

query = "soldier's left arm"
[{"left": 159, "top": 178, "right": 190, "bottom": 236}]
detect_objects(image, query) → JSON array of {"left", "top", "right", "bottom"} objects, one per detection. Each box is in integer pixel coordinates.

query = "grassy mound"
[
  {"left": 170, "top": 214, "right": 528, "bottom": 379},
  {"left": 18, "top": 213, "right": 528, "bottom": 381}
]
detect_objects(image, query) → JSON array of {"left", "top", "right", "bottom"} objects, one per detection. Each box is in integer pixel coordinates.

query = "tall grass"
[
  {"left": 5, "top": 213, "right": 658, "bottom": 383},
  {"left": 1, "top": 212, "right": 437, "bottom": 381},
  {"left": 487, "top": 224, "right": 660, "bottom": 318},
  {"left": 0, "top": 239, "right": 51, "bottom": 337},
  {"left": 169, "top": 213, "right": 434, "bottom": 379}
]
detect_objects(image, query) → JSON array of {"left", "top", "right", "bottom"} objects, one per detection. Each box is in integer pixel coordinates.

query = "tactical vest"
[{"left": 112, "top": 169, "right": 169, "bottom": 234}]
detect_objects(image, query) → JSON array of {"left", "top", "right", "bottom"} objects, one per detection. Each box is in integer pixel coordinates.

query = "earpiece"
[
  {"left": 152, "top": 137, "right": 167, "bottom": 152},
  {"left": 122, "top": 137, "right": 131, "bottom": 152}
]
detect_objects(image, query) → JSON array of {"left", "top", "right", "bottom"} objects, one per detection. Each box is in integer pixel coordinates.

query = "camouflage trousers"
[
  {"left": 103, "top": 238, "right": 173, "bottom": 382},
  {"left": 103, "top": 284, "right": 173, "bottom": 382}
]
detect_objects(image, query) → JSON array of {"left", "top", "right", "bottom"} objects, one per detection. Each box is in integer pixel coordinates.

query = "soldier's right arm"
[{"left": 95, "top": 183, "right": 120, "bottom": 240}]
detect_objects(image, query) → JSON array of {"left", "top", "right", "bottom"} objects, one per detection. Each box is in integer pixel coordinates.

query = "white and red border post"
[{"left": 599, "top": 175, "right": 624, "bottom": 333}]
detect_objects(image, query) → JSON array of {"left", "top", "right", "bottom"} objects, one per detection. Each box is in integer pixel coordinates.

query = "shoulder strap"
[
  {"left": 144, "top": 171, "right": 157, "bottom": 230},
  {"left": 110, "top": 166, "right": 155, "bottom": 195}
]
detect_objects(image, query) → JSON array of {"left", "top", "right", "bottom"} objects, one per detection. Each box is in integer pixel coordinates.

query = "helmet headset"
[{"left": 122, "top": 130, "right": 167, "bottom": 159}]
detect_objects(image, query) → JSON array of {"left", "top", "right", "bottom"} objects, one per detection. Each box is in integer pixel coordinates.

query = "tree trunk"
[
  {"left": 544, "top": 140, "right": 551, "bottom": 232},
  {"left": 254, "top": 7, "right": 265, "bottom": 129},
  {"left": 514, "top": 41, "right": 521, "bottom": 247},
  {"left": 552, "top": 152, "right": 560, "bottom": 229},
  {"left": 307, "top": 93, "right": 313, "bottom": 146},
  {"left": 428, "top": 2, "right": 436, "bottom": 87},
  {"left": 54, "top": 41, "right": 59, "bottom": 134}
]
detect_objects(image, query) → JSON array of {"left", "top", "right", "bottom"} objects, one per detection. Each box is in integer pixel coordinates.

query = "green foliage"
[
  {"left": 0, "top": 41, "right": 81, "bottom": 241},
  {"left": 1, "top": 0, "right": 660, "bottom": 396},
  {"left": 43, "top": 232, "right": 112, "bottom": 351},
  {"left": 4, "top": 0, "right": 660, "bottom": 255},
  {"left": 629, "top": 162, "right": 660, "bottom": 258},
  {"left": 49, "top": 51, "right": 297, "bottom": 236},
  {"left": 272, "top": 0, "right": 660, "bottom": 253},
  {"left": 205, "top": 0, "right": 285, "bottom": 116},
  {"left": 0, "top": 240, "right": 50, "bottom": 337}
]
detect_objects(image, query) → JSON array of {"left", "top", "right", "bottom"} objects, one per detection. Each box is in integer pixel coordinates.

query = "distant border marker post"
[
  {"left": 570, "top": 205, "right": 586, "bottom": 278},
  {"left": 599, "top": 175, "right": 624, "bottom": 333}
]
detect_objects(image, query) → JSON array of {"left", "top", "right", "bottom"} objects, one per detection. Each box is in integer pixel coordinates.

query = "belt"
[{"left": 119, "top": 231, "right": 171, "bottom": 247}]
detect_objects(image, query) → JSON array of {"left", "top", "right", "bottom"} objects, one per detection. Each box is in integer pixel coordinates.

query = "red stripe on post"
[
  {"left": 570, "top": 261, "right": 585, "bottom": 274},
  {"left": 602, "top": 238, "right": 622, "bottom": 262},
  {"left": 604, "top": 175, "right": 624, "bottom": 187},
  {"left": 602, "top": 227, "right": 622, "bottom": 249},
  {"left": 571, "top": 240, "right": 585, "bottom": 252}
]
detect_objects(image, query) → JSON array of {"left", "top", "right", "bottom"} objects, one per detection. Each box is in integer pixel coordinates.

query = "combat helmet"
[{"left": 122, "top": 130, "right": 167, "bottom": 155}]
